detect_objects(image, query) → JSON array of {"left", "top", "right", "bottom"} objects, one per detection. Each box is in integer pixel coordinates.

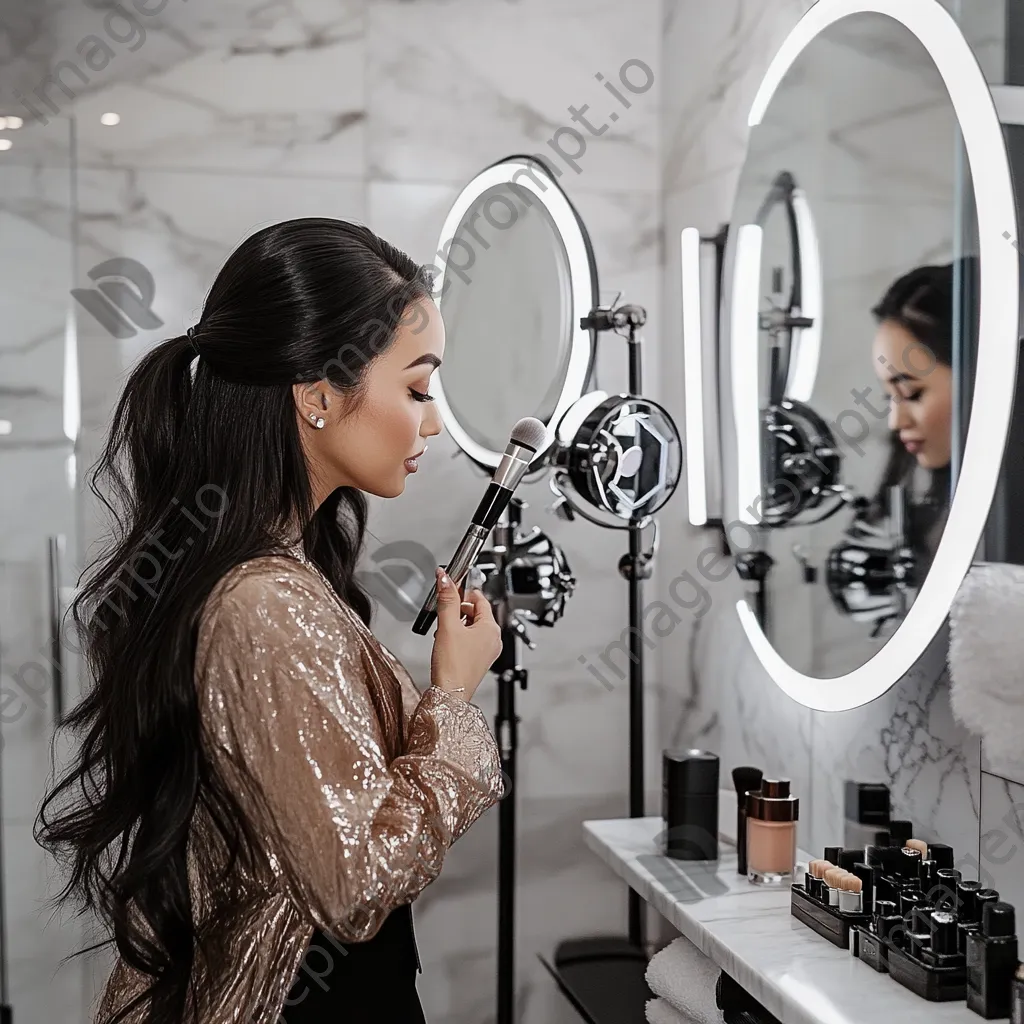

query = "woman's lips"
[
  {"left": 903, "top": 439, "right": 923, "bottom": 455},
  {"left": 404, "top": 446, "right": 427, "bottom": 473}
]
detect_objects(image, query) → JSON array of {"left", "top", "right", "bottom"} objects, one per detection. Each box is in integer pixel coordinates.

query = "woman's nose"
[
  {"left": 888, "top": 398, "right": 910, "bottom": 432},
  {"left": 423, "top": 401, "right": 444, "bottom": 437}
]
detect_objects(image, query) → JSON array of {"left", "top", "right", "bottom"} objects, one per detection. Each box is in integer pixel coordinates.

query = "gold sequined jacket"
[{"left": 94, "top": 545, "right": 503, "bottom": 1023}]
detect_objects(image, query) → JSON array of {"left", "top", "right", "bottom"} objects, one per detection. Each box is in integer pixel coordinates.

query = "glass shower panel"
[{"left": 0, "top": 113, "right": 87, "bottom": 1023}]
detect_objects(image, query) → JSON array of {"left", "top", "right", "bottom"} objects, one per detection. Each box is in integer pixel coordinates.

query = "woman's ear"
[{"left": 293, "top": 381, "right": 330, "bottom": 424}]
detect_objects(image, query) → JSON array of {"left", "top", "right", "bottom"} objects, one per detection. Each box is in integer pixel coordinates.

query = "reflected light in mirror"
[
  {"left": 681, "top": 227, "right": 707, "bottom": 525},
  {"left": 731, "top": 223, "right": 764, "bottom": 526},
  {"left": 784, "top": 188, "right": 822, "bottom": 402},
  {"left": 735, "top": 0, "right": 1018, "bottom": 711}
]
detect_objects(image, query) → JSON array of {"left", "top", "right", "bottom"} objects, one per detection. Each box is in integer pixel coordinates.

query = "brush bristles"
[
  {"left": 906, "top": 838, "right": 928, "bottom": 856},
  {"left": 840, "top": 874, "right": 862, "bottom": 894},
  {"left": 510, "top": 416, "right": 548, "bottom": 452},
  {"left": 812, "top": 859, "right": 834, "bottom": 880},
  {"left": 824, "top": 867, "right": 845, "bottom": 888}
]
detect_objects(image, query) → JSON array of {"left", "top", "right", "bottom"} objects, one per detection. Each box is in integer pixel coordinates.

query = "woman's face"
[
  {"left": 297, "top": 297, "right": 445, "bottom": 501},
  {"left": 871, "top": 319, "right": 952, "bottom": 471}
]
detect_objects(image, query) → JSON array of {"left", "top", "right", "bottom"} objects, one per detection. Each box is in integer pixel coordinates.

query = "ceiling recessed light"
[
  {"left": 5, "top": 116, "right": 22, "bottom": 129},
  {"left": 0, "top": 140, "right": 13, "bottom": 152},
  {"left": 100, "top": 112, "right": 121, "bottom": 126},
  {"left": 0, "top": 420, "right": 12, "bottom": 435}
]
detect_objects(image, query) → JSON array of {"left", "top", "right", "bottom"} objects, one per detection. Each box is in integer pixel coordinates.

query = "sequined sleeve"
[{"left": 195, "top": 560, "right": 503, "bottom": 942}]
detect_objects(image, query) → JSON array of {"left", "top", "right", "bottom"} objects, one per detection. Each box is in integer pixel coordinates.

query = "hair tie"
[{"left": 186, "top": 325, "right": 201, "bottom": 358}]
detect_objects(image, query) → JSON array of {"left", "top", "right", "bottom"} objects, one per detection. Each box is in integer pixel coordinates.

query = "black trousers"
[{"left": 281, "top": 905, "right": 425, "bottom": 1023}]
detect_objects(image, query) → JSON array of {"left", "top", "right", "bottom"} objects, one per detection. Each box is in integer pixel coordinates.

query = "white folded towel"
[
  {"left": 645, "top": 936, "right": 725, "bottom": 1024},
  {"left": 949, "top": 562, "right": 1024, "bottom": 768},
  {"left": 647, "top": 996, "right": 700, "bottom": 1024}
]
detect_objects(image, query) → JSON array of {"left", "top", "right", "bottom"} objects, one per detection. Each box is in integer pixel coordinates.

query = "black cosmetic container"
[
  {"left": 898, "top": 847, "right": 924, "bottom": 883},
  {"left": 957, "top": 881, "right": 984, "bottom": 953},
  {"left": 662, "top": 749, "right": 719, "bottom": 861},
  {"left": 967, "top": 902, "right": 1018, "bottom": 1018}
]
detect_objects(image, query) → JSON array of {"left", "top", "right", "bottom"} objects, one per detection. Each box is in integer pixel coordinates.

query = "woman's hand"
[{"left": 430, "top": 567, "right": 502, "bottom": 702}]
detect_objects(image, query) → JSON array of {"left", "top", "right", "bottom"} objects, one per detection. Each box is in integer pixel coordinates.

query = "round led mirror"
[
  {"left": 719, "top": 0, "right": 1018, "bottom": 711},
  {"left": 431, "top": 155, "right": 598, "bottom": 468}
]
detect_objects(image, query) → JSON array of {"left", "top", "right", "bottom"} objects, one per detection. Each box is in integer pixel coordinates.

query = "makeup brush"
[
  {"left": 825, "top": 866, "right": 847, "bottom": 906},
  {"left": 906, "top": 838, "right": 928, "bottom": 856},
  {"left": 811, "top": 859, "right": 834, "bottom": 899},
  {"left": 732, "top": 766, "right": 763, "bottom": 877}
]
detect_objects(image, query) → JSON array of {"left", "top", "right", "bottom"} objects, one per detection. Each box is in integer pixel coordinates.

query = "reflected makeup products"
[{"left": 844, "top": 781, "right": 890, "bottom": 851}]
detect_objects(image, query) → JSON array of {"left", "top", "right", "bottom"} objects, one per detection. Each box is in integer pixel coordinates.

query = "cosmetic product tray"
[
  {"left": 790, "top": 884, "right": 871, "bottom": 949},
  {"left": 885, "top": 943, "right": 967, "bottom": 1002},
  {"left": 852, "top": 925, "right": 889, "bottom": 973},
  {"left": 585, "top": 815, "right": 985, "bottom": 1024}
]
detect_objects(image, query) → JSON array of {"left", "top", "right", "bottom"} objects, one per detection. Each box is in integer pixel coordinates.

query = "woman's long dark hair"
[
  {"left": 35, "top": 218, "right": 433, "bottom": 1024},
  {"left": 867, "top": 257, "right": 977, "bottom": 529}
]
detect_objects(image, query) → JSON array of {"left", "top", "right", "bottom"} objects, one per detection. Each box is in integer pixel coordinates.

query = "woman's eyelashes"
[
  {"left": 408, "top": 386, "right": 435, "bottom": 403},
  {"left": 887, "top": 385, "right": 924, "bottom": 405}
]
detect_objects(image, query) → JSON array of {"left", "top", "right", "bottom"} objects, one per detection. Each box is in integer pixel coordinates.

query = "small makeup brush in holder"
[{"left": 791, "top": 848, "right": 872, "bottom": 948}]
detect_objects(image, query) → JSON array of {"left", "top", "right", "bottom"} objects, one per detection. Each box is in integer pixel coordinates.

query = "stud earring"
[{"left": 309, "top": 413, "right": 325, "bottom": 429}]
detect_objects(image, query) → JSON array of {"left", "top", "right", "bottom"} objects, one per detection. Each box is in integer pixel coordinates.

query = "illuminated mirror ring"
[
  {"left": 726, "top": 0, "right": 1018, "bottom": 712},
  {"left": 431, "top": 155, "right": 598, "bottom": 469}
]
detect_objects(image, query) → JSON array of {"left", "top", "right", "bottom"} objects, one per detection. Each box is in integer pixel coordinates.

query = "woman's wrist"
[{"left": 432, "top": 681, "right": 470, "bottom": 702}]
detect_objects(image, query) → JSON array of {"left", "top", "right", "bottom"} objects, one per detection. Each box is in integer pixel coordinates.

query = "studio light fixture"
[
  {"left": 730, "top": 223, "right": 764, "bottom": 527},
  {"left": 681, "top": 227, "right": 708, "bottom": 526},
  {"left": 431, "top": 157, "right": 594, "bottom": 469}
]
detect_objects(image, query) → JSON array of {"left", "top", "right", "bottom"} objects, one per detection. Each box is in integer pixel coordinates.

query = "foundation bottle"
[{"left": 746, "top": 779, "right": 799, "bottom": 885}]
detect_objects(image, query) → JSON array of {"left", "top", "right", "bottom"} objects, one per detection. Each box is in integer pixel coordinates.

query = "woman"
[
  {"left": 866, "top": 258, "right": 973, "bottom": 558},
  {"left": 35, "top": 219, "right": 505, "bottom": 1024},
  {"left": 827, "top": 260, "right": 970, "bottom": 626}
]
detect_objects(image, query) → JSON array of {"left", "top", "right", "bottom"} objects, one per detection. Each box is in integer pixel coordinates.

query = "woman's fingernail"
[{"left": 437, "top": 567, "right": 450, "bottom": 589}]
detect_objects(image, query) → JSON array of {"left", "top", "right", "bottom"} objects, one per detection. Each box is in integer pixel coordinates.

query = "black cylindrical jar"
[{"left": 662, "top": 749, "right": 719, "bottom": 861}]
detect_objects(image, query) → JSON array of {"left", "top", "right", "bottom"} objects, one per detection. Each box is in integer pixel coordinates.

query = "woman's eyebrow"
[
  {"left": 887, "top": 372, "right": 918, "bottom": 385},
  {"left": 404, "top": 354, "right": 441, "bottom": 370}
]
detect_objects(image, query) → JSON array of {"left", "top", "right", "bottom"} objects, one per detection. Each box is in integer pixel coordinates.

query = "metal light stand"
[
  {"left": 583, "top": 303, "right": 652, "bottom": 951},
  {"left": 541, "top": 303, "right": 665, "bottom": 1024},
  {"left": 492, "top": 498, "right": 527, "bottom": 1024}
]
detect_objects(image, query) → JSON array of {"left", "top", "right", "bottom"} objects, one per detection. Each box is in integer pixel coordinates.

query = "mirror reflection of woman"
[{"left": 866, "top": 259, "right": 974, "bottom": 561}]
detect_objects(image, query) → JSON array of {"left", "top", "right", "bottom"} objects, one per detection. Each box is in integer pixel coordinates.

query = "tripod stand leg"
[{"left": 496, "top": 634, "right": 518, "bottom": 1024}]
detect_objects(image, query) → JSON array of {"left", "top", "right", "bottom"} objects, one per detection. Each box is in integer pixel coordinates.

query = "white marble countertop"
[{"left": 584, "top": 816, "right": 984, "bottom": 1024}]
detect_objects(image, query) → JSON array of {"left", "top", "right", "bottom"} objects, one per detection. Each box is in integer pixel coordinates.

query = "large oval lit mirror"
[
  {"left": 431, "top": 155, "right": 598, "bottom": 468},
  {"left": 719, "top": 0, "right": 1018, "bottom": 711}
]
